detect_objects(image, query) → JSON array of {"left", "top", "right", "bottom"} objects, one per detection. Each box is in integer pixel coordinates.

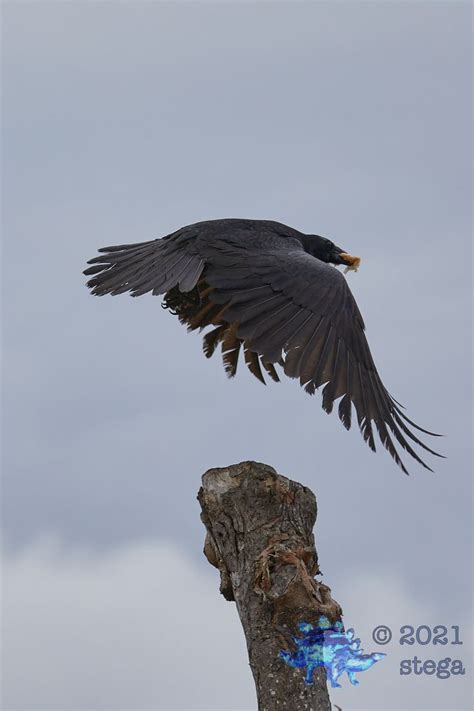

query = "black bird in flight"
[{"left": 84, "top": 218, "right": 442, "bottom": 474}]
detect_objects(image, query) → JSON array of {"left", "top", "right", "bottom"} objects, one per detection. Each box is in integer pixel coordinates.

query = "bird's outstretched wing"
[{"left": 84, "top": 225, "right": 442, "bottom": 474}]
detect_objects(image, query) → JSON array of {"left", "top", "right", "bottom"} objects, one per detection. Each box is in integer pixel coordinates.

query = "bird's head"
[{"left": 304, "top": 235, "right": 361, "bottom": 273}]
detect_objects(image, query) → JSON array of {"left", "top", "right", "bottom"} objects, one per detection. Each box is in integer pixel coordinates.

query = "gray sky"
[{"left": 2, "top": 2, "right": 472, "bottom": 710}]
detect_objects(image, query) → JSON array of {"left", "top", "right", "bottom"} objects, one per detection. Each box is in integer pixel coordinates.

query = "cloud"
[
  {"left": 2, "top": 539, "right": 471, "bottom": 710},
  {"left": 1, "top": 537, "right": 255, "bottom": 711}
]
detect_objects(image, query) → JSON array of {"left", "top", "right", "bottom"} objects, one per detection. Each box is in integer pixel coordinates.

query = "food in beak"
[{"left": 339, "top": 252, "right": 361, "bottom": 274}]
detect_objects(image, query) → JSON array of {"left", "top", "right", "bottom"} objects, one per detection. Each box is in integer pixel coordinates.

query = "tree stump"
[{"left": 198, "top": 461, "right": 342, "bottom": 711}]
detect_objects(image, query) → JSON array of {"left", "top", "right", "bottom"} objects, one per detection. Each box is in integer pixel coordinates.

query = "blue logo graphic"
[{"left": 279, "top": 616, "right": 386, "bottom": 688}]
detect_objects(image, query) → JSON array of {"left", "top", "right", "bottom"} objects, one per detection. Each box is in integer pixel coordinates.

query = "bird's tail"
[{"left": 84, "top": 231, "right": 204, "bottom": 297}]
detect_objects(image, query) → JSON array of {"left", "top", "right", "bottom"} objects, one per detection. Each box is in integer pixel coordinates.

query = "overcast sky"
[{"left": 2, "top": 2, "right": 472, "bottom": 710}]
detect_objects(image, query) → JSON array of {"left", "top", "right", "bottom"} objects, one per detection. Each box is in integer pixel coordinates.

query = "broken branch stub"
[{"left": 198, "top": 460, "right": 342, "bottom": 711}]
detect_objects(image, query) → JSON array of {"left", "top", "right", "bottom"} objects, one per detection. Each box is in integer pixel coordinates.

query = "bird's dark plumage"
[{"left": 84, "top": 218, "right": 442, "bottom": 474}]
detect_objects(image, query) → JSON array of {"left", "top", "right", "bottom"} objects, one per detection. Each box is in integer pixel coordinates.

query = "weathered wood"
[{"left": 198, "top": 461, "right": 342, "bottom": 711}]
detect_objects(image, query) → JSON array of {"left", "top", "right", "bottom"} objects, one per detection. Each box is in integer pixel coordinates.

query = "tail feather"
[{"left": 84, "top": 239, "right": 204, "bottom": 296}]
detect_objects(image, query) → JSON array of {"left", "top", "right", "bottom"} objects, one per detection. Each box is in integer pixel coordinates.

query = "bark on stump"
[{"left": 198, "top": 461, "right": 342, "bottom": 711}]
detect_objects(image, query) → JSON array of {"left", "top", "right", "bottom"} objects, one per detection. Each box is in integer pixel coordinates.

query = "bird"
[{"left": 84, "top": 218, "right": 442, "bottom": 474}]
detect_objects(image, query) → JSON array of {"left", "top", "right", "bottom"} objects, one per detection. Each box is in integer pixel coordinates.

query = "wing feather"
[
  {"left": 203, "top": 325, "right": 226, "bottom": 358},
  {"left": 244, "top": 347, "right": 266, "bottom": 384}
]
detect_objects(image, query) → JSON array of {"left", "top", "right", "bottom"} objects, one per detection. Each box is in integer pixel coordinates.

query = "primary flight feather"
[{"left": 84, "top": 218, "right": 442, "bottom": 474}]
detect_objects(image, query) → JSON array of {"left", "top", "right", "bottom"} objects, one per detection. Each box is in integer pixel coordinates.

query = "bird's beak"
[{"left": 331, "top": 246, "right": 361, "bottom": 272}]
